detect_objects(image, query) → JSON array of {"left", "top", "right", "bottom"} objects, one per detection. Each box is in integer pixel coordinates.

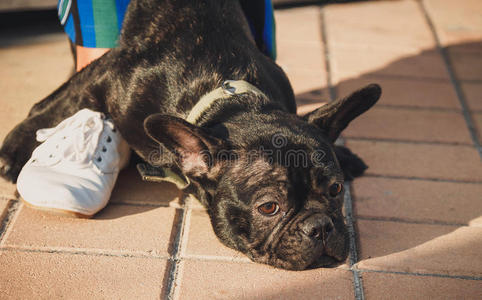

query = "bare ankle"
[{"left": 76, "top": 46, "right": 111, "bottom": 71}]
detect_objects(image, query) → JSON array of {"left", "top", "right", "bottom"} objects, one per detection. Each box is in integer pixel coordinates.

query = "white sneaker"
[{"left": 17, "top": 109, "right": 131, "bottom": 218}]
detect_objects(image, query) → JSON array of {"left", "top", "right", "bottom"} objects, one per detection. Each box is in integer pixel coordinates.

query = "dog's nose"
[{"left": 301, "top": 214, "right": 334, "bottom": 241}]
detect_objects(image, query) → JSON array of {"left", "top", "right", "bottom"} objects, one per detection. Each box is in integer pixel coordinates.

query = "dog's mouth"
[
  {"left": 249, "top": 234, "right": 348, "bottom": 270},
  {"left": 257, "top": 247, "right": 346, "bottom": 270},
  {"left": 300, "top": 240, "right": 348, "bottom": 269},
  {"left": 260, "top": 213, "right": 349, "bottom": 270},
  {"left": 306, "top": 253, "right": 346, "bottom": 269}
]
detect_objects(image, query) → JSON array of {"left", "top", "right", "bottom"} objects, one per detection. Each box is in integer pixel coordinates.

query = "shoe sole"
[{"left": 21, "top": 198, "right": 94, "bottom": 219}]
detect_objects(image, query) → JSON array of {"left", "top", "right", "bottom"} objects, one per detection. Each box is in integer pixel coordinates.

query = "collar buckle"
[{"left": 222, "top": 80, "right": 237, "bottom": 95}]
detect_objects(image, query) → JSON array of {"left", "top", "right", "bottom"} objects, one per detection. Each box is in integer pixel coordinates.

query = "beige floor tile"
[
  {"left": 0, "top": 37, "right": 72, "bottom": 141},
  {"left": 0, "top": 178, "right": 17, "bottom": 201},
  {"left": 344, "top": 107, "right": 472, "bottom": 144},
  {"left": 277, "top": 40, "right": 324, "bottom": 72},
  {"left": 424, "top": 0, "right": 482, "bottom": 46},
  {"left": 362, "top": 271, "right": 482, "bottom": 300},
  {"left": 337, "top": 76, "right": 460, "bottom": 110},
  {"left": 187, "top": 195, "right": 206, "bottom": 210},
  {"left": 178, "top": 260, "right": 354, "bottom": 300},
  {"left": 295, "top": 87, "right": 329, "bottom": 103},
  {"left": 283, "top": 66, "right": 327, "bottom": 96},
  {"left": 325, "top": 0, "right": 435, "bottom": 49},
  {"left": 353, "top": 177, "right": 482, "bottom": 225},
  {"left": 469, "top": 216, "right": 482, "bottom": 227},
  {"left": 184, "top": 209, "right": 248, "bottom": 260},
  {"left": 473, "top": 112, "right": 482, "bottom": 141},
  {"left": 346, "top": 140, "right": 482, "bottom": 182},
  {"left": 331, "top": 46, "right": 449, "bottom": 84},
  {"left": 298, "top": 102, "right": 332, "bottom": 116},
  {"left": 275, "top": 6, "right": 322, "bottom": 44},
  {"left": 110, "top": 165, "right": 182, "bottom": 207},
  {"left": 0, "top": 35, "right": 72, "bottom": 201},
  {"left": 3, "top": 203, "right": 176, "bottom": 256},
  {"left": 295, "top": 87, "right": 330, "bottom": 116},
  {"left": 357, "top": 220, "right": 482, "bottom": 277},
  {"left": 461, "top": 82, "right": 482, "bottom": 111},
  {"left": 276, "top": 34, "right": 328, "bottom": 98},
  {"left": 0, "top": 251, "right": 167, "bottom": 299},
  {"left": 297, "top": 101, "right": 329, "bottom": 116},
  {"left": 1, "top": 1, "right": 481, "bottom": 298},
  {"left": 357, "top": 220, "right": 456, "bottom": 260},
  {"left": 275, "top": 6, "right": 329, "bottom": 111},
  {"left": 448, "top": 48, "right": 482, "bottom": 81},
  {"left": 0, "top": 199, "right": 11, "bottom": 223}
]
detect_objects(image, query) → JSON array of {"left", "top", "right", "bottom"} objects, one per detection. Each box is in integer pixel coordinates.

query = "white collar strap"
[
  {"left": 186, "top": 80, "right": 265, "bottom": 124},
  {"left": 138, "top": 81, "right": 264, "bottom": 190}
]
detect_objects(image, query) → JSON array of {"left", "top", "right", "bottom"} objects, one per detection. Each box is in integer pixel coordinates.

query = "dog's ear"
[
  {"left": 334, "top": 145, "right": 368, "bottom": 181},
  {"left": 144, "top": 114, "right": 226, "bottom": 177},
  {"left": 303, "top": 84, "right": 381, "bottom": 142}
]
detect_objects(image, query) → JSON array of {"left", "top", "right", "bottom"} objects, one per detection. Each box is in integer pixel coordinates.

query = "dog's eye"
[
  {"left": 329, "top": 183, "right": 343, "bottom": 197},
  {"left": 258, "top": 202, "right": 280, "bottom": 216}
]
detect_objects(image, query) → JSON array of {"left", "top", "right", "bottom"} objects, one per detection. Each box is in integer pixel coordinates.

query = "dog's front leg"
[{"left": 0, "top": 62, "right": 108, "bottom": 182}]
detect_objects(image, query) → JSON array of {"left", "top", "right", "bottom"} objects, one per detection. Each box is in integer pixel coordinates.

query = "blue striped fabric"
[
  {"left": 263, "top": 0, "right": 276, "bottom": 60},
  {"left": 114, "top": 0, "right": 130, "bottom": 32},
  {"left": 57, "top": 0, "right": 72, "bottom": 25},
  {"left": 59, "top": 0, "right": 276, "bottom": 59},
  {"left": 76, "top": 0, "right": 96, "bottom": 47},
  {"left": 63, "top": 11, "right": 76, "bottom": 44}
]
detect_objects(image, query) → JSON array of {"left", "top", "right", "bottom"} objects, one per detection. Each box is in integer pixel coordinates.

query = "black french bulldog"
[{"left": 0, "top": 0, "right": 380, "bottom": 270}]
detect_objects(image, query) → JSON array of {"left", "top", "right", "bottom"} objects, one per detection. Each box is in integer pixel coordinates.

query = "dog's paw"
[
  {"left": 0, "top": 153, "right": 18, "bottom": 183},
  {"left": 334, "top": 145, "right": 367, "bottom": 181},
  {"left": 0, "top": 144, "right": 30, "bottom": 183}
]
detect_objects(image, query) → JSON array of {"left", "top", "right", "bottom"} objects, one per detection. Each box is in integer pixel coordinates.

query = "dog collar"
[
  {"left": 138, "top": 80, "right": 265, "bottom": 191},
  {"left": 186, "top": 80, "right": 264, "bottom": 124}
]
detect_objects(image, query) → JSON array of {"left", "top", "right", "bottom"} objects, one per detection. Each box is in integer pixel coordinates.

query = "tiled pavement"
[{"left": 0, "top": 0, "right": 481, "bottom": 299}]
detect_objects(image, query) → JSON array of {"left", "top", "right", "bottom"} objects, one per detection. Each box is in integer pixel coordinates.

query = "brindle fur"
[{"left": 0, "top": 0, "right": 380, "bottom": 270}]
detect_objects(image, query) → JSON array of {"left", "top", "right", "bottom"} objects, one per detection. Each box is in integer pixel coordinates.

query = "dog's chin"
[
  {"left": 249, "top": 249, "right": 347, "bottom": 271},
  {"left": 306, "top": 255, "right": 345, "bottom": 269},
  {"left": 260, "top": 255, "right": 344, "bottom": 271},
  {"left": 287, "top": 251, "right": 348, "bottom": 270},
  {"left": 253, "top": 220, "right": 349, "bottom": 270}
]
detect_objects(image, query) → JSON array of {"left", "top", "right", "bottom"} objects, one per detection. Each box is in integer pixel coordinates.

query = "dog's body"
[{"left": 0, "top": 0, "right": 380, "bottom": 270}]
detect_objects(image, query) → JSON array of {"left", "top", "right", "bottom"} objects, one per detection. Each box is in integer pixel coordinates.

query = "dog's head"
[{"left": 144, "top": 84, "right": 381, "bottom": 270}]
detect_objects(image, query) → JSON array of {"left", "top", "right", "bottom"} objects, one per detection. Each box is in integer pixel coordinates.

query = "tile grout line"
[
  {"left": 164, "top": 195, "right": 192, "bottom": 300},
  {"left": 171, "top": 197, "right": 193, "bottom": 300},
  {"left": 364, "top": 173, "right": 482, "bottom": 184},
  {"left": 182, "top": 254, "right": 252, "bottom": 263},
  {"left": 343, "top": 181, "right": 365, "bottom": 300},
  {"left": 0, "top": 200, "right": 20, "bottom": 246},
  {"left": 340, "top": 72, "right": 479, "bottom": 84},
  {"left": 108, "top": 201, "right": 178, "bottom": 208},
  {"left": 5, "top": 244, "right": 481, "bottom": 281},
  {"left": 356, "top": 268, "right": 482, "bottom": 281},
  {"left": 373, "top": 104, "right": 462, "bottom": 112},
  {"left": 320, "top": 7, "right": 365, "bottom": 300},
  {"left": 0, "top": 244, "right": 256, "bottom": 265},
  {"left": 418, "top": 0, "right": 482, "bottom": 160},
  {"left": 345, "top": 136, "right": 474, "bottom": 147},
  {"left": 0, "top": 244, "right": 254, "bottom": 265},
  {"left": 0, "top": 245, "right": 170, "bottom": 260},
  {"left": 356, "top": 215, "right": 468, "bottom": 227},
  {"left": 319, "top": 6, "right": 336, "bottom": 103}
]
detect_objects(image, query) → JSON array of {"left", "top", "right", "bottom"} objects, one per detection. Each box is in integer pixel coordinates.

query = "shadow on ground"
[
  {"left": 1, "top": 7, "right": 481, "bottom": 284},
  {"left": 99, "top": 39, "right": 482, "bottom": 283}
]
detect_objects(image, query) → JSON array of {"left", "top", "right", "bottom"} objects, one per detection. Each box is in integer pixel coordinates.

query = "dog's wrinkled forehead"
[
  {"left": 223, "top": 146, "right": 341, "bottom": 201},
  {"left": 228, "top": 157, "right": 288, "bottom": 190}
]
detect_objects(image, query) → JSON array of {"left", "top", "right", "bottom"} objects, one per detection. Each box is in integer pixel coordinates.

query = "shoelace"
[{"left": 34, "top": 109, "right": 105, "bottom": 164}]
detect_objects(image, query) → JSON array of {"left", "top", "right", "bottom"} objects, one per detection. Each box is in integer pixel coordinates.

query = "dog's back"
[{"left": 109, "top": 0, "right": 296, "bottom": 116}]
